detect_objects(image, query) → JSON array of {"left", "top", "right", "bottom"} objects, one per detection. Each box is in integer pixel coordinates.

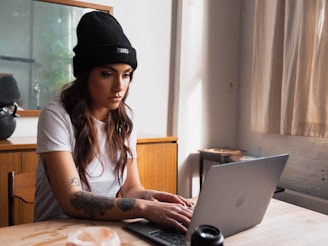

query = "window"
[{"left": 251, "top": 0, "right": 328, "bottom": 138}]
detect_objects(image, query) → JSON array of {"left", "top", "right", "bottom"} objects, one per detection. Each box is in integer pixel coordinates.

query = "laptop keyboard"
[{"left": 150, "top": 228, "right": 185, "bottom": 245}]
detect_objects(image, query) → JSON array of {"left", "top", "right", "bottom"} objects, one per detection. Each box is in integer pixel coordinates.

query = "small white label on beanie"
[{"left": 116, "top": 48, "right": 129, "bottom": 54}]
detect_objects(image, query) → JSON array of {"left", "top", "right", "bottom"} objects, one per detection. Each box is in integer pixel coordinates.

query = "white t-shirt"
[{"left": 33, "top": 100, "right": 137, "bottom": 221}]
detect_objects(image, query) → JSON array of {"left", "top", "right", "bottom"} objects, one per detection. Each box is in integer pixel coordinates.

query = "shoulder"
[
  {"left": 40, "top": 100, "right": 66, "bottom": 115},
  {"left": 37, "top": 100, "right": 75, "bottom": 153},
  {"left": 38, "top": 99, "right": 73, "bottom": 133},
  {"left": 39, "top": 100, "right": 69, "bottom": 122}
]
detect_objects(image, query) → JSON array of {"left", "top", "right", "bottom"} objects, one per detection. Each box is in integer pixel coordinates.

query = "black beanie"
[{"left": 73, "top": 11, "right": 137, "bottom": 77}]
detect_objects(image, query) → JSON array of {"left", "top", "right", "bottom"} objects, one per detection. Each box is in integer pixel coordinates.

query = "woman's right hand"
[{"left": 141, "top": 200, "right": 193, "bottom": 232}]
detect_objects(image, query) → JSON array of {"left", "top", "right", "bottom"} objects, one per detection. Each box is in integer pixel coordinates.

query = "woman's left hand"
[{"left": 143, "top": 190, "right": 194, "bottom": 207}]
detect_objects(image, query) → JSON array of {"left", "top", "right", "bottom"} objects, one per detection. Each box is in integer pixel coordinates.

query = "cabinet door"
[
  {"left": 17, "top": 151, "right": 38, "bottom": 225},
  {"left": 21, "top": 151, "right": 38, "bottom": 172},
  {"left": 0, "top": 152, "right": 21, "bottom": 227},
  {"left": 137, "top": 143, "right": 177, "bottom": 194}
]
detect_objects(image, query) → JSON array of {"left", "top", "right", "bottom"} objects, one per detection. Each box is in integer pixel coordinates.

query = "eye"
[
  {"left": 123, "top": 72, "right": 131, "bottom": 79},
  {"left": 100, "top": 71, "right": 112, "bottom": 77}
]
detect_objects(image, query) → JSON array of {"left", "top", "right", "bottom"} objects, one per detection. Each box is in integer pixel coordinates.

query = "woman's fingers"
[{"left": 159, "top": 203, "right": 193, "bottom": 232}]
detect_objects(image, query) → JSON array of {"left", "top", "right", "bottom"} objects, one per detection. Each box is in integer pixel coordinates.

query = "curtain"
[{"left": 251, "top": 0, "right": 328, "bottom": 138}]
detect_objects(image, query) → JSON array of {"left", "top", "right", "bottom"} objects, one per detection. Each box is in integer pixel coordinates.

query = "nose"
[{"left": 112, "top": 75, "right": 124, "bottom": 92}]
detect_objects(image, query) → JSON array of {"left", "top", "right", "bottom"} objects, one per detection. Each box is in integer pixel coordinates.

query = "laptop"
[{"left": 124, "top": 154, "right": 289, "bottom": 245}]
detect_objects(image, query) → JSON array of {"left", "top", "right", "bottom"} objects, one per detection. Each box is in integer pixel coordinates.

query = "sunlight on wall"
[
  {"left": 185, "top": 80, "right": 204, "bottom": 149},
  {"left": 178, "top": 0, "right": 206, "bottom": 148},
  {"left": 177, "top": 0, "right": 208, "bottom": 197},
  {"left": 192, "top": 176, "right": 200, "bottom": 197}
]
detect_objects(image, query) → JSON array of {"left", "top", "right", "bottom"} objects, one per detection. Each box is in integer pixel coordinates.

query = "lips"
[{"left": 108, "top": 96, "right": 122, "bottom": 103}]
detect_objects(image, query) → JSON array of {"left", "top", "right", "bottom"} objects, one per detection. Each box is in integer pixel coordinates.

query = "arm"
[
  {"left": 40, "top": 151, "right": 143, "bottom": 220},
  {"left": 41, "top": 151, "right": 192, "bottom": 231}
]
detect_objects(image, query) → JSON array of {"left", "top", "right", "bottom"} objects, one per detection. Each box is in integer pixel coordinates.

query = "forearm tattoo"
[
  {"left": 71, "top": 192, "right": 114, "bottom": 218},
  {"left": 70, "top": 191, "right": 136, "bottom": 218},
  {"left": 117, "top": 198, "right": 136, "bottom": 212}
]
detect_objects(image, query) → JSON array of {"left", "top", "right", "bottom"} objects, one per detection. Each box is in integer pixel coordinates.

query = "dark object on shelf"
[
  {"left": 274, "top": 186, "right": 285, "bottom": 194},
  {"left": 0, "top": 75, "right": 21, "bottom": 107},
  {"left": 0, "top": 103, "right": 19, "bottom": 140}
]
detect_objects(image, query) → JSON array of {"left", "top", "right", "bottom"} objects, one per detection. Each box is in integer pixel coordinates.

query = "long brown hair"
[{"left": 60, "top": 72, "right": 133, "bottom": 191}]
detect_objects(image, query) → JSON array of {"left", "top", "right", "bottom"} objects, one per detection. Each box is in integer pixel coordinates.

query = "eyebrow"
[{"left": 100, "top": 65, "right": 133, "bottom": 73}]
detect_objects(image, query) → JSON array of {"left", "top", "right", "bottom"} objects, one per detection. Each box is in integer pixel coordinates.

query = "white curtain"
[{"left": 251, "top": 0, "right": 328, "bottom": 138}]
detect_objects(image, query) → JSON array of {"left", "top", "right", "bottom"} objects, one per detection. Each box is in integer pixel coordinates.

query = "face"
[{"left": 88, "top": 64, "right": 133, "bottom": 121}]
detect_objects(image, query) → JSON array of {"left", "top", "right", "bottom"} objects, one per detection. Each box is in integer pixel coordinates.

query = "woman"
[{"left": 34, "top": 11, "right": 193, "bottom": 232}]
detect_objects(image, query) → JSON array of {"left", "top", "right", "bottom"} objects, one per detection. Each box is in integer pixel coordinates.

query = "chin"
[{"left": 107, "top": 104, "right": 120, "bottom": 111}]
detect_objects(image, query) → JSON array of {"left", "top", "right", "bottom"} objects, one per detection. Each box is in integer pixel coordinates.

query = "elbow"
[{"left": 56, "top": 191, "right": 85, "bottom": 218}]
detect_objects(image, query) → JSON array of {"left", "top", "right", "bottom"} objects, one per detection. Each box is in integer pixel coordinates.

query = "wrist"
[
  {"left": 135, "top": 198, "right": 150, "bottom": 217},
  {"left": 140, "top": 189, "right": 148, "bottom": 199}
]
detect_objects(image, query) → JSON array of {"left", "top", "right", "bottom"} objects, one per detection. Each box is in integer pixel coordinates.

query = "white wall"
[
  {"left": 105, "top": 0, "right": 174, "bottom": 136},
  {"left": 175, "top": 0, "right": 240, "bottom": 197}
]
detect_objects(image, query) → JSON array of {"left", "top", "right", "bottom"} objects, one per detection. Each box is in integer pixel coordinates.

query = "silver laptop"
[{"left": 124, "top": 154, "right": 289, "bottom": 245}]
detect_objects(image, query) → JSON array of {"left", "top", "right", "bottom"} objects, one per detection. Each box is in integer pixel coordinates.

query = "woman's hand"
[
  {"left": 140, "top": 190, "right": 194, "bottom": 232},
  {"left": 121, "top": 160, "right": 194, "bottom": 231},
  {"left": 144, "top": 190, "right": 194, "bottom": 207},
  {"left": 142, "top": 199, "right": 193, "bottom": 232}
]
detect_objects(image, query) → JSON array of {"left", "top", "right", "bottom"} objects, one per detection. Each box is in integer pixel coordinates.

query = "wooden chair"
[{"left": 8, "top": 171, "right": 36, "bottom": 226}]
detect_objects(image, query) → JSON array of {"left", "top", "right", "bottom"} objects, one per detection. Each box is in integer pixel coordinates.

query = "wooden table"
[{"left": 0, "top": 199, "right": 327, "bottom": 245}]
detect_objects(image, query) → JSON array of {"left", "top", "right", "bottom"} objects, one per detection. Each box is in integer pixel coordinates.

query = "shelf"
[{"left": 0, "top": 55, "right": 35, "bottom": 64}]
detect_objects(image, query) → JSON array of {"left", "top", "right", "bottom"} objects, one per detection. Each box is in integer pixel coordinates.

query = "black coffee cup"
[{"left": 191, "top": 225, "right": 224, "bottom": 246}]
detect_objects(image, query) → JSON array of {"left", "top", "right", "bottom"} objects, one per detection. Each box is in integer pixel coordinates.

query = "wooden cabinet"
[
  {"left": 0, "top": 135, "right": 177, "bottom": 227},
  {"left": 0, "top": 137, "right": 38, "bottom": 227},
  {"left": 137, "top": 136, "right": 177, "bottom": 194}
]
